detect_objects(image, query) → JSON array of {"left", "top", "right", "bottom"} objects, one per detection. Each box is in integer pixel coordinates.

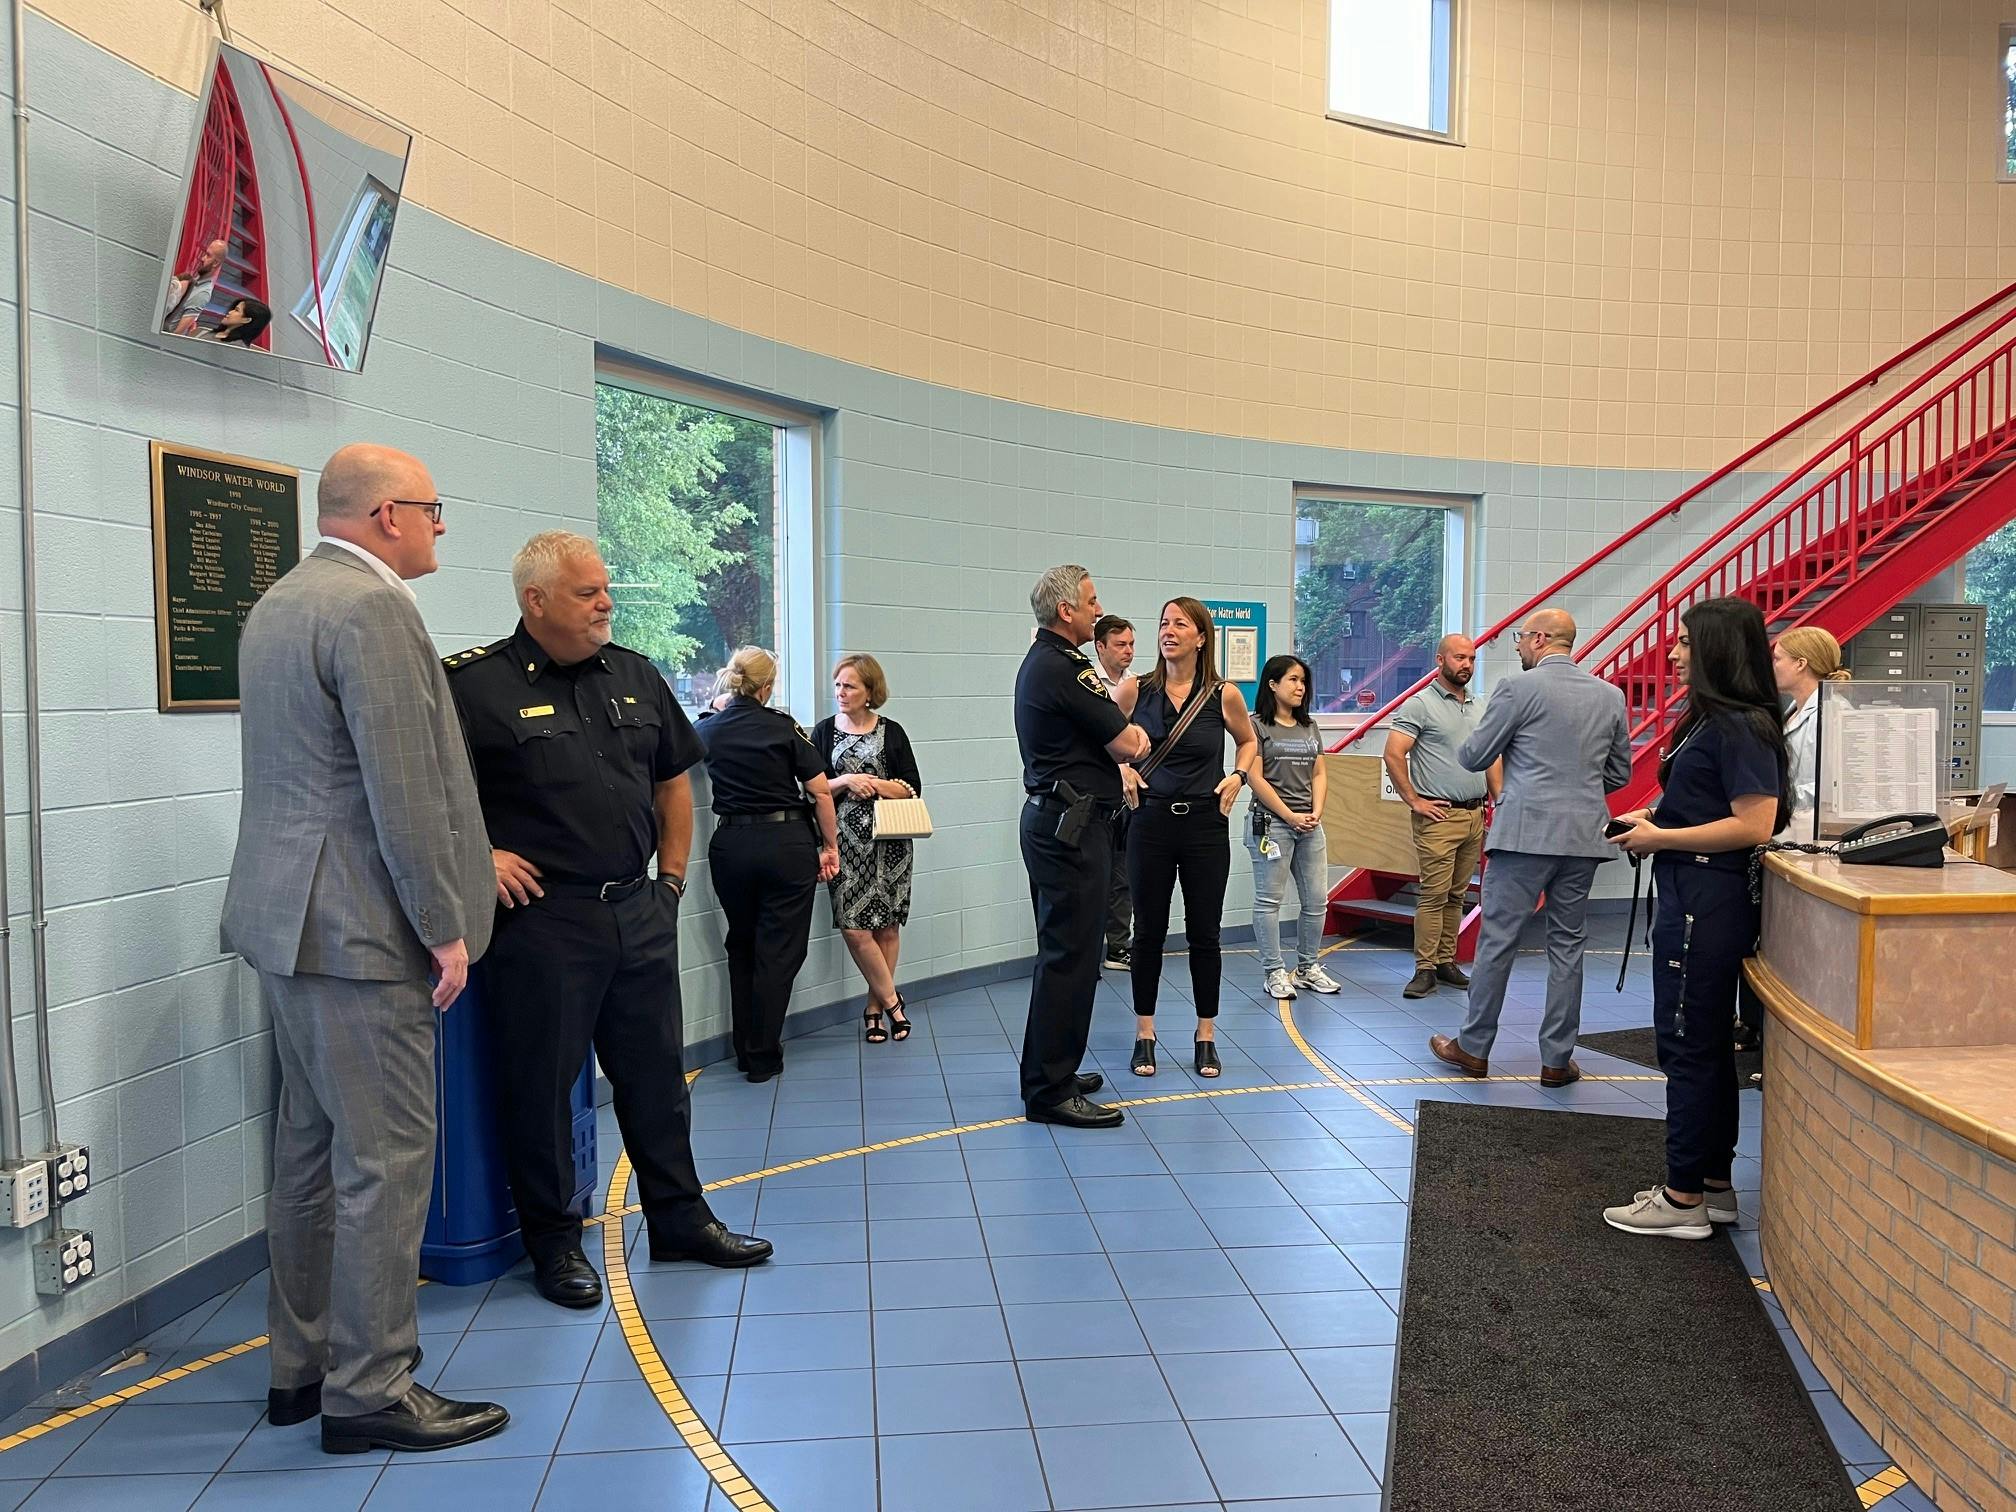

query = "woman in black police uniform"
[
  {"left": 696, "top": 647, "right": 841, "bottom": 1083},
  {"left": 1605, "top": 597, "right": 1787, "bottom": 1239},
  {"left": 1115, "top": 596, "right": 1260, "bottom": 1080}
]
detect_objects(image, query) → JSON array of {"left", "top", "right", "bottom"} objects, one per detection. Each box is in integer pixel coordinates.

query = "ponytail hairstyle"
[
  {"left": 1254, "top": 654, "right": 1315, "bottom": 727},
  {"left": 1776, "top": 626, "right": 1850, "bottom": 683},
  {"left": 722, "top": 646, "right": 779, "bottom": 700},
  {"left": 1662, "top": 597, "right": 1791, "bottom": 835}
]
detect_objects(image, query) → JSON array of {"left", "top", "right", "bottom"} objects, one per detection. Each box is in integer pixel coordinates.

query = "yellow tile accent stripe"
[
  {"left": 0, "top": 1336, "right": 270, "bottom": 1455},
  {"left": 1276, "top": 997, "right": 1418, "bottom": 1134},
  {"left": 599, "top": 1149, "right": 775, "bottom": 1512},
  {"left": 1857, "top": 1466, "right": 1910, "bottom": 1506}
]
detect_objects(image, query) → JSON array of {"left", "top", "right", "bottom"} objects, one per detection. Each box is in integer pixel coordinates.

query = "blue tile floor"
[{"left": 0, "top": 940, "right": 1933, "bottom": 1510}]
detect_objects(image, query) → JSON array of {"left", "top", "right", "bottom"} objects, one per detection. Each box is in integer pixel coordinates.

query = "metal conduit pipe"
[{"left": 8, "top": 0, "right": 55, "bottom": 1170}]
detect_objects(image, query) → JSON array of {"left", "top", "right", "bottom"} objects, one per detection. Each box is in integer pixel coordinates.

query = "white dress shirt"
[
  {"left": 319, "top": 535, "right": 417, "bottom": 601},
  {"left": 1782, "top": 687, "right": 1820, "bottom": 836}
]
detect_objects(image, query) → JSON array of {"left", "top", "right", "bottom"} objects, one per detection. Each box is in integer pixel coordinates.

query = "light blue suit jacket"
[{"left": 1459, "top": 656, "right": 1633, "bottom": 859}]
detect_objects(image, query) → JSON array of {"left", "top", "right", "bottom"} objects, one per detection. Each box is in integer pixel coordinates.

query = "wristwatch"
[{"left": 660, "top": 874, "right": 686, "bottom": 899}]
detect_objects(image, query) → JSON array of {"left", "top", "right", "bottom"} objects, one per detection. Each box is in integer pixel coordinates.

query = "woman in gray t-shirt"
[{"left": 1241, "top": 655, "right": 1340, "bottom": 1001}]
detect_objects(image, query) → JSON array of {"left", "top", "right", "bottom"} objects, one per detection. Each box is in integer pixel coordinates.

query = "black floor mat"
[
  {"left": 1388, "top": 1102, "right": 1858, "bottom": 1511},
  {"left": 1580, "top": 1026, "right": 1762, "bottom": 1087}
]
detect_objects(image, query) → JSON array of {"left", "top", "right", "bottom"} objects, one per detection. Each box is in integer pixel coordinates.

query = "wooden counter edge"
[
  {"left": 1745, "top": 957, "right": 2016, "bottom": 1166},
  {"left": 1762, "top": 851, "right": 2016, "bottom": 917}
]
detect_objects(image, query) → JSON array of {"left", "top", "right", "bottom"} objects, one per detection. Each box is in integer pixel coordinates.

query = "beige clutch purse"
[{"left": 872, "top": 796, "right": 934, "bottom": 840}]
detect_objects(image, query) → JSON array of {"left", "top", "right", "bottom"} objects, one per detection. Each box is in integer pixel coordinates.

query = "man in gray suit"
[
  {"left": 221, "top": 444, "right": 508, "bottom": 1455},
  {"left": 1429, "top": 608, "right": 1632, "bottom": 1087}
]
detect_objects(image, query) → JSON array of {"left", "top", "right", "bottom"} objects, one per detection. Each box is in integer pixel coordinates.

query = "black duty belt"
[
  {"left": 718, "top": 809, "right": 804, "bottom": 827},
  {"left": 1025, "top": 793, "right": 1121, "bottom": 822},
  {"left": 541, "top": 874, "right": 651, "bottom": 901},
  {"left": 1420, "top": 796, "right": 1486, "bottom": 810}
]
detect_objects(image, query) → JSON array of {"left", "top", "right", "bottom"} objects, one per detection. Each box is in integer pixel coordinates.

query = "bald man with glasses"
[{"left": 1428, "top": 609, "right": 1632, "bottom": 1088}]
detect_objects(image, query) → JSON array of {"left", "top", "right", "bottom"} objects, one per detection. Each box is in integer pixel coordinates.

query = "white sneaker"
[
  {"left": 1604, "top": 1185, "right": 1713, "bottom": 1240},
  {"left": 1293, "top": 963, "right": 1341, "bottom": 995},
  {"left": 1704, "top": 1188, "right": 1739, "bottom": 1225},
  {"left": 1264, "top": 968, "right": 1298, "bottom": 1000}
]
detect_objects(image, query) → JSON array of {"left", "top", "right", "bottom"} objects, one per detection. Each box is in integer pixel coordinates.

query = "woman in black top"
[
  {"left": 695, "top": 646, "right": 841, "bottom": 1083},
  {"left": 1115, "top": 597, "right": 1260, "bottom": 1078},
  {"left": 1605, "top": 597, "right": 1787, "bottom": 1238},
  {"left": 812, "top": 653, "right": 925, "bottom": 1043}
]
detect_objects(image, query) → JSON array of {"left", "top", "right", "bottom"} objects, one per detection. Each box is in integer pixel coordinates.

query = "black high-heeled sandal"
[
  {"left": 864, "top": 1003, "right": 888, "bottom": 1044},
  {"left": 1131, "top": 1037, "right": 1157, "bottom": 1076},
  {"left": 1193, "top": 1038, "right": 1221, "bottom": 1078},
  {"left": 888, "top": 997, "right": 912, "bottom": 1042}
]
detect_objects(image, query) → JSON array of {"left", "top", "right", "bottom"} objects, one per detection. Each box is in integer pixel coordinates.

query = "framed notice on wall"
[{"left": 150, "top": 441, "right": 302, "bottom": 711}]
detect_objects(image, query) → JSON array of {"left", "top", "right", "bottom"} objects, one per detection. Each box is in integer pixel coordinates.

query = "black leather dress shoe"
[
  {"left": 648, "top": 1220, "right": 774, "bottom": 1268},
  {"left": 1074, "top": 1072, "right": 1105, "bottom": 1095},
  {"left": 268, "top": 1346, "right": 425, "bottom": 1427},
  {"left": 1435, "top": 963, "right": 1471, "bottom": 988},
  {"left": 321, "top": 1382, "right": 508, "bottom": 1454},
  {"left": 533, "top": 1249, "right": 603, "bottom": 1309},
  {"left": 1026, "top": 1095, "right": 1125, "bottom": 1129}
]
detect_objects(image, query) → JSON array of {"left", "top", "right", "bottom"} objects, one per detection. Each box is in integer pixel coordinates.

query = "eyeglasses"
[{"left": 369, "top": 499, "right": 444, "bottom": 524}]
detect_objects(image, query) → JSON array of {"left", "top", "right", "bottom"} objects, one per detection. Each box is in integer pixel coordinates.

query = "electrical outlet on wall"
[
  {"left": 46, "top": 1145, "right": 90, "bottom": 1201},
  {"left": 0, "top": 1161, "right": 50, "bottom": 1227},
  {"left": 33, "top": 1230, "right": 95, "bottom": 1295}
]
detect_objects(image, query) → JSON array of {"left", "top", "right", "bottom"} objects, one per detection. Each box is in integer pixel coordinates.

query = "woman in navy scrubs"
[{"left": 1603, "top": 597, "right": 1788, "bottom": 1239}]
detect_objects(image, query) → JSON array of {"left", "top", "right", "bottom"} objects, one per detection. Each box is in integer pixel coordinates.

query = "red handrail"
[{"left": 1325, "top": 277, "right": 2016, "bottom": 752}]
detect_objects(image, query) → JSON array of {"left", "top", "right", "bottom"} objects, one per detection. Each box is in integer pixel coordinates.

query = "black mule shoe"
[
  {"left": 864, "top": 1003, "right": 888, "bottom": 1043},
  {"left": 1194, "top": 1038, "right": 1221, "bottom": 1078},
  {"left": 1130, "top": 1037, "right": 1157, "bottom": 1077},
  {"left": 888, "top": 996, "right": 912, "bottom": 1042}
]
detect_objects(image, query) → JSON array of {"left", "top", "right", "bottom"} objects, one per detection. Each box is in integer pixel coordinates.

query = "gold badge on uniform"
[
  {"left": 519, "top": 705, "right": 555, "bottom": 718},
  {"left": 1077, "top": 668, "right": 1110, "bottom": 698},
  {"left": 622, "top": 695, "right": 638, "bottom": 704}
]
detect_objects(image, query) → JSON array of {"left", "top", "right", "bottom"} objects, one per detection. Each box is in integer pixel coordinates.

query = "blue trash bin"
[{"left": 420, "top": 964, "right": 598, "bottom": 1286}]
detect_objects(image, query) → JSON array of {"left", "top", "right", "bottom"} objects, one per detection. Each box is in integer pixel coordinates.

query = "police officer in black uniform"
[
  {"left": 694, "top": 645, "right": 841, "bottom": 1084},
  {"left": 1016, "top": 565, "right": 1151, "bottom": 1128},
  {"left": 446, "top": 532, "right": 772, "bottom": 1309}
]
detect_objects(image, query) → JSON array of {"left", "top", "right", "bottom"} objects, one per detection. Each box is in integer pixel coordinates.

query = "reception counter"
[{"left": 1747, "top": 853, "right": 2016, "bottom": 1511}]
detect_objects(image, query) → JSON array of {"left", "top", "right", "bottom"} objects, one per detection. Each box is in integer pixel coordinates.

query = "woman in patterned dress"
[{"left": 812, "top": 654, "right": 924, "bottom": 1043}]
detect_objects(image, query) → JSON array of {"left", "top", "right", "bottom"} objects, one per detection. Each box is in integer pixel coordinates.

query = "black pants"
[
  {"left": 1104, "top": 811, "right": 1132, "bottom": 955},
  {"left": 1128, "top": 801, "right": 1230, "bottom": 1021},
  {"left": 710, "top": 825, "right": 819, "bottom": 1077},
  {"left": 1019, "top": 801, "right": 1112, "bottom": 1110},
  {"left": 483, "top": 884, "right": 710, "bottom": 1262},
  {"left": 1651, "top": 857, "right": 1757, "bottom": 1191}
]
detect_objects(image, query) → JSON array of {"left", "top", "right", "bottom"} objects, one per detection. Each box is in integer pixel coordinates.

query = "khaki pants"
[{"left": 1412, "top": 806, "right": 1485, "bottom": 968}]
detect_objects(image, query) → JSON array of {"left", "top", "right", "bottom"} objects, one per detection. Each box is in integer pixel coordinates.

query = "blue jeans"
[{"left": 1247, "top": 820, "right": 1328, "bottom": 973}]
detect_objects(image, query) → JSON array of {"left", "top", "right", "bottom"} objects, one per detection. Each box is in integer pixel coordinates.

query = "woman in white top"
[{"left": 1770, "top": 626, "right": 1850, "bottom": 839}]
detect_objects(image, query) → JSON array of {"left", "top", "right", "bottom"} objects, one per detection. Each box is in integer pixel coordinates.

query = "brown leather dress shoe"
[
  {"left": 1428, "top": 1034, "right": 1487, "bottom": 1078},
  {"left": 1539, "top": 1060, "right": 1582, "bottom": 1088}
]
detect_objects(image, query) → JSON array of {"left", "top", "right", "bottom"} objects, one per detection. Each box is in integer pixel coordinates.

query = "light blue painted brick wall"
[{"left": 0, "top": 14, "right": 1777, "bottom": 1368}]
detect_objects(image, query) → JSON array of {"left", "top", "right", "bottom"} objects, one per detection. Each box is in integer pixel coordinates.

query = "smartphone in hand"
[{"left": 1603, "top": 817, "right": 1634, "bottom": 840}]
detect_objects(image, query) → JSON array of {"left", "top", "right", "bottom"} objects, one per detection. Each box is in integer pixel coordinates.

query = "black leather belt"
[
  {"left": 540, "top": 874, "right": 651, "bottom": 901},
  {"left": 1140, "top": 793, "right": 1221, "bottom": 815},
  {"left": 1420, "top": 796, "right": 1486, "bottom": 810},
  {"left": 718, "top": 809, "right": 803, "bottom": 827},
  {"left": 1025, "top": 793, "right": 1121, "bottom": 822}
]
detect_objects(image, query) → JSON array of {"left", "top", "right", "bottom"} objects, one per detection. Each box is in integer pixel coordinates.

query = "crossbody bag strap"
[{"left": 1135, "top": 678, "right": 1219, "bottom": 783}]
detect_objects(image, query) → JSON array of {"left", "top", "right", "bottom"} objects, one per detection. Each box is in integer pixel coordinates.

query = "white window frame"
[
  {"left": 593, "top": 352, "right": 822, "bottom": 718},
  {"left": 2001, "top": 23, "right": 2016, "bottom": 185},
  {"left": 1325, "top": 0, "right": 1466, "bottom": 146},
  {"left": 1291, "top": 484, "right": 1474, "bottom": 734}
]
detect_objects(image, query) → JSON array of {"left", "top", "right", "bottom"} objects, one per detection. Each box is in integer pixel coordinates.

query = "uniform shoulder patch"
[
  {"left": 442, "top": 638, "right": 508, "bottom": 672},
  {"left": 1077, "top": 667, "right": 1111, "bottom": 698},
  {"left": 793, "top": 720, "right": 814, "bottom": 744}
]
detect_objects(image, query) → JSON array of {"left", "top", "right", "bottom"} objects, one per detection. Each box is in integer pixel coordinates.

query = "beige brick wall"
[
  {"left": 36, "top": 0, "right": 2016, "bottom": 468},
  {"left": 1764, "top": 1023, "right": 2016, "bottom": 1511}
]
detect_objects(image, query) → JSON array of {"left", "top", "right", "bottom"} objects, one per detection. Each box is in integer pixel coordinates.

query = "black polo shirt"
[
  {"left": 1015, "top": 628, "right": 1129, "bottom": 801},
  {"left": 445, "top": 623, "right": 702, "bottom": 885},
  {"left": 694, "top": 696, "right": 823, "bottom": 814}
]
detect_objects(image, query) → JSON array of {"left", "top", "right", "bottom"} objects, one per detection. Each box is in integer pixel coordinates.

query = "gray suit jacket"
[
  {"left": 1459, "top": 656, "right": 1633, "bottom": 860},
  {"left": 221, "top": 544, "right": 493, "bottom": 981}
]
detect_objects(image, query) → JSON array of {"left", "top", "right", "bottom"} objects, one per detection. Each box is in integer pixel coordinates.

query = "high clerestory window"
[{"left": 1327, "top": 0, "right": 1461, "bottom": 143}]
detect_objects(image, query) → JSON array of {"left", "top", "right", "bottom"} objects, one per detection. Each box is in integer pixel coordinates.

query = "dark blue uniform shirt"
[
  {"left": 1015, "top": 628, "right": 1129, "bottom": 801},
  {"left": 445, "top": 623, "right": 702, "bottom": 885},
  {"left": 695, "top": 696, "right": 823, "bottom": 814},
  {"left": 1652, "top": 713, "right": 1781, "bottom": 871}
]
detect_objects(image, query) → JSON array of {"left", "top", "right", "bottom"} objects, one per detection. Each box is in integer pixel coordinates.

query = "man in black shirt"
[
  {"left": 1015, "top": 565, "right": 1150, "bottom": 1128},
  {"left": 447, "top": 532, "right": 770, "bottom": 1308}
]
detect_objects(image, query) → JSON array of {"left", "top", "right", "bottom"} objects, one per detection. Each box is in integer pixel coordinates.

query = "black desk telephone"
[{"left": 1835, "top": 813, "right": 1948, "bottom": 868}]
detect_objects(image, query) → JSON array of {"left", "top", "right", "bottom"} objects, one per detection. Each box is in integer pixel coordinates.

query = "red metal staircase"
[{"left": 1325, "top": 283, "right": 2016, "bottom": 954}]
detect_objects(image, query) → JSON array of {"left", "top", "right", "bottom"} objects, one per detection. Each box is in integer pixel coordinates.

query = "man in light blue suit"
[{"left": 1428, "top": 609, "right": 1632, "bottom": 1086}]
